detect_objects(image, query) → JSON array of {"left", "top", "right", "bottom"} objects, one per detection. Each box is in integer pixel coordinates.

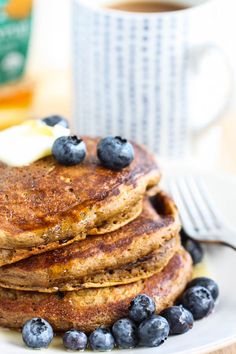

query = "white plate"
[{"left": 0, "top": 168, "right": 236, "bottom": 354}]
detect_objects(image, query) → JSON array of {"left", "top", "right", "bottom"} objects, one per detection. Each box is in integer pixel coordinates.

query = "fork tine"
[
  {"left": 175, "top": 177, "right": 208, "bottom": 234},
  {"left": 166, "top": 174, "right": 236, "bottom": 249},
  {"left": 183, "top": 176, "right": 220, "bottom": 240},
  {"left": 184, "top": 176, "right": 216, "bottom": 229},
  {"left": 196, "top": 177, "right": 222, "bottom": 229},
  {"left": 166, "top": 177, "right": 199, "bottom": 236}
]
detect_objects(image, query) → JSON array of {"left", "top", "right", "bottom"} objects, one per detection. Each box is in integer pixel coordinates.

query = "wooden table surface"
[{"left": 31, "top": 70, "right": 236, "bottom": 354}]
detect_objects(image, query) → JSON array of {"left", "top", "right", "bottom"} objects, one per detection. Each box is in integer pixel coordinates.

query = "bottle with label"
[{"left": 0, "top": 0, "right": 33, "bottom": 130}]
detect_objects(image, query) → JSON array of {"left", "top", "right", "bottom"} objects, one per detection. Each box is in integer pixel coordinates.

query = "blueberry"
[
  {"left": 89, "top": 327, "right": 115, "bottom": 352},
  {"left": 129, "top": 294, "right": 156, "bottom": 323},
  {"left": 22, "top": 318, "right": 53, "bottom": 349},
  {"left": 112, "top": 318, "right": 138, "bottom": 349},
  {"left": 180, "top": 228, "right": 189, "bottom": 243},
  {"left": 63, "top": 330, "right": 87, "bottom": 351},
  {"left": 138, "top": 315, "right": 169, "bottom": 347},
  {"left": 160, "top": 306, "right": 194, "bottom": 335},
  {"left": 182, "top": 236, "right": 204, "bottom": 265},
  {"left": 187, "top": 277, "right": 219, "bottom": 301},
  {"left": 181, "top": 286, "right": 215, "bottom": 320},
  {"left": 97, "top": 136, "right": 134, "bottom": 170},
  {"left": 52, "top": 136, "right": 86, "bottom": 166},
  {"left": 42, "top": 115, "right": 69, "bottom": 128}
]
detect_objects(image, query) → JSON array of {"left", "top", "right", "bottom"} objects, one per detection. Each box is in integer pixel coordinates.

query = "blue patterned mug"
[{"left": 72, "top": 0, "right": 232, "bottom": 157}]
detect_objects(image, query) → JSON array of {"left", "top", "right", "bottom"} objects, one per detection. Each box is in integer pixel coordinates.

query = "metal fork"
[{"left": 166, "top": 175, "right": 236, "bottom": 251}]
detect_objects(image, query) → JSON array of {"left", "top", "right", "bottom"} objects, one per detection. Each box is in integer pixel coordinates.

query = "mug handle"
[{"left": 187, "top": 43, "right": 234, "bottom": 132}]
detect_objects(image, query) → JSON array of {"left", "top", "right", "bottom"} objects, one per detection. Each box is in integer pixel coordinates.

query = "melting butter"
[
  {"left": 0, "top": 120, "right": 70, "bottom": 167},
  {"left": 192, "top": 261, "right": 210, "bottom": 279}
]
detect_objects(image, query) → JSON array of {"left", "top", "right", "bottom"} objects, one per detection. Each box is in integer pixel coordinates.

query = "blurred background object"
[
  {"left": 27, "top": 0, "right": 72, "bottom": 121},
  {"left": 29, "top": 0, "right": 236, "bottom": 104},
  {"left": 0, "top": 0, "right": 34, "bottom": 129},
  {"left": 72, "top": 0, "right": 234, "bottom": 157},
  {"left": 0, "top": 0, "right": 236, "bottom": 171}
]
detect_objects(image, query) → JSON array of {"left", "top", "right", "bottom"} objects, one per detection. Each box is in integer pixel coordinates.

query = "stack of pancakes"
[{"left": 0, "top": 138, "right": 192, "bottom": 332}]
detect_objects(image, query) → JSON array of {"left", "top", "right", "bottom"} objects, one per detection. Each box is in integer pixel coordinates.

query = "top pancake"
[{"left": 0, "top": 137, "right": 160, "bottom": 253}]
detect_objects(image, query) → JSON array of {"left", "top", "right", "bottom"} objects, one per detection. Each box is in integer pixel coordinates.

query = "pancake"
[
  {"left": 0, "top": 192, "right": 180, "bottom": 292},
  {"left": 0, "top": 248, "right": 192, "bottom": 333},
  {"left": 0, "top": 241, "right": 179, "bottom": 292},
  {"left": 0, "top": 137, "right": 160, "bottom": 266},
  {"left": 0, "top": 199, "right": 143, "bottom": 267}
]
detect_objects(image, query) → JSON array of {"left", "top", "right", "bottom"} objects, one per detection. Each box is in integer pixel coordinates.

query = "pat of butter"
[{"left": 0, "top": 120, "right": 70, "bottom": 167}]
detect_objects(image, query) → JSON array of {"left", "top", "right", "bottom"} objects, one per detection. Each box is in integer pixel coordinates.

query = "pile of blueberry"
[
  {"left": 42, "top": 115, "right": 134, "bottom": 170},
  {"left": 22, "top": 276, "right": 219, "bottom": 351}
]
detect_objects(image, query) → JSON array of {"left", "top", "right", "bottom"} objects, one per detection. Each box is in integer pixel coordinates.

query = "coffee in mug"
[{"left": 105, "top": 1, "right": 188, "bottom": 13}]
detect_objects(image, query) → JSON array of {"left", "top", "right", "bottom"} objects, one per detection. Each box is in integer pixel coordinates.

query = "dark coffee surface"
[{"left": 106, "top": 1, "right": 188, "bottom": 13}]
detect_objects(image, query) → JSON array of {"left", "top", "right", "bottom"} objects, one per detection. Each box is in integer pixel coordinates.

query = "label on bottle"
[{"left": 0, "top": 0, "right": 32, "bottom": 85}]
